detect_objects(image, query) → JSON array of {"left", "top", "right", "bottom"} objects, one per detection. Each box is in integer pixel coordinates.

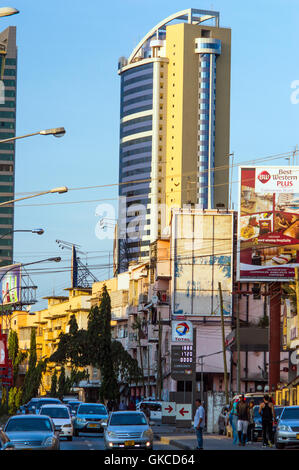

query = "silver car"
[
  {"left": 275, "top": 406, "right": 299, "bottom": 449},
  {"left": 4, "top": 414, "right": 60, "bottom": 450},
  {"left": 104, "top": 411, "right": 153, "bottom": 450}
]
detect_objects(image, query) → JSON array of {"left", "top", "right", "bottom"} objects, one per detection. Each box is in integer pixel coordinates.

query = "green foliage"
[
  {"left": 8, "top": 387, "right": 17, "bottom": 415},
  {"left": 49, "top": 287, "right": 142, "bottom": 401},
  {"left": 50, "top": 370, "right": 58, "bottom": 397},
  {"left": 22, "top": 329, "right": 47, "bottom": 404},
  {"left": 0, "top": 387, "right": 7, "bottom": 415},
  {"left": 49, "top": 315, "right": 89, "bottom": 367},
  {"left": 57, "top": 366, "right": 67, "bottom": 399},
  {"left": 8, "top": 329, "right": 27, "bottom": 386}
]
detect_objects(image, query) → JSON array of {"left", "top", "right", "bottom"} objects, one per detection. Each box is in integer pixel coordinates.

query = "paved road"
[{"left": 59, "top": 432, "right": 178, "bottom": 450}]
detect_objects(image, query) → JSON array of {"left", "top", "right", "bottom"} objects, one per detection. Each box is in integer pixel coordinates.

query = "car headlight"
[
  {"left": 76, "top": 418, "right": 86, "bottom": 424},
  {"left": 107, "top": 431, "right": 117, "bottom": 438},
  {"left": 142, "top": 430, "right": 152, "bottom": 438},
  {"left": 278, "top": 425, "right": 292, "bottom": 432},
  {"left": 43, "top": 436, "right": 56, "bottom": 447}
]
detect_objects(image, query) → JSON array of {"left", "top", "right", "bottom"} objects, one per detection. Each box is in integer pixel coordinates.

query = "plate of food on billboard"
[{"left": 238, "top": 166, "right": 299, "bottom": 281}]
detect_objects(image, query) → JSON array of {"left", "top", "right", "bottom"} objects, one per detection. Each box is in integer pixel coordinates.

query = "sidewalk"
[{"left": 153, "top": 426, "right": 273, "bottom": 451}]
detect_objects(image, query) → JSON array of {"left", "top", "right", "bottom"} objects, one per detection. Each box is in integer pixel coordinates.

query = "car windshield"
[
  {"left": 274, "top": 407, "right": 284, "bottom": 418},
  {"left": 5, "top": 417, "right": 53, "bottom": 432},
  {"left": 110, "top": 413, "right": 147, "bottom": 426},
  {"left": 281, "top": 408, "right": 299, "bottom": 420},
  {"left": 141, "top": 403, "right": 161, "bottom": 411},
  {"left": 41, "top": 407, "right": 69, "bottom": 419},
  {"left": 36, "top": 400, "right": 60, "bottom": 408},
  {"left": 78, "top": 405, "right": 107, "bottom": 415}
]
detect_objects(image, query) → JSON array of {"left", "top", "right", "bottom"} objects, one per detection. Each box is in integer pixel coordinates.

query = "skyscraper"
[
  {"left": 0, "top": 26, "right": 17, "bottom": 267},
  {"left": 117, "top": 9, "right": 231, "bottom": 272}
]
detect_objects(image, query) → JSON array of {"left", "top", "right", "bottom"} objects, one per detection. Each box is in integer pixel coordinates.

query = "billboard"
[
  {"left": 171, "top": 210, "right": 233, "bottom": 316},
  {"left": 0, "top": 263, "right": 22, "bottom": 305},
  {"left": 238, "top": 166, "right": 299, "bottom": 281},
  {"left": 172, "top": 321, "right": 193, "bottom": 343}
]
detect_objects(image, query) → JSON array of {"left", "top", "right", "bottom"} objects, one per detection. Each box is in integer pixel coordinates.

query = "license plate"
[
  {"left": 296, "top": 434, "right": 299, "bottom": 440},
  {"left": 125, "top": 441, "right": 135, "bottom": 446},
  {"left": 88, "top": 423, "right": 99, "bottom": 428}
]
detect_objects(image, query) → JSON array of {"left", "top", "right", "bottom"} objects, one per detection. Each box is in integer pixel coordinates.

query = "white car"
[
  {"left": 136, "top": 401, "right": 163, "bottom": 422},
  {"left": 39, "top": 404, "right": 73, "bottom": 441}
]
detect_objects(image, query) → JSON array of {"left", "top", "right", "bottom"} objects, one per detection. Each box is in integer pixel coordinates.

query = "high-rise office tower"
[
  {"left": 117, "top": 9, "right": 231, "bottom": 272},
  {"left": 0, "top": 27, "right": 17, "bottom": 267}
]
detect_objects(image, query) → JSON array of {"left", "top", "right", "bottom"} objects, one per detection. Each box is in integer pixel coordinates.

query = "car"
[
  {"left": 17, "top": 398, "right": 40, "bottom": 414},
  {"left": 73, "top": 403, "right": 108, "bottom": 436},
  {"left": 33, "top": 397, "right": 62, "bottom": 414},
  {"left": 39, "top": 404, "right": 73, "bottom": 441},
  {"left": 62, "top": 396, "right": 80, "bottom": 404},
  {"left": 4, "top": 414, "right": 60, "bottom": 450},
  {"left": 252, "top": 404, "right": 283, "bottom": 441},
  {"left": 104, "top": 411, "right": 154, "bottom": 450},
  {"left": 66, "top": 400, "right": 82, "bottom": 418},
  {"left": 253, "top": 405, "right": 262, "bottom": 441},
  {"left": 275, "top": 405, "right": 299, "bottom": 449},
  {"left": 136, "top": 401, "right": 163, "bottom": 422},
  {"left": 0, "top": 429, "right": 15, "bottom": 450}
]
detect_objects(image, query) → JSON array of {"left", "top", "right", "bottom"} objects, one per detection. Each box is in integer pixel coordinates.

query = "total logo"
[
  {"left": 257, "top": 170, "right": 271, "bottom": 184},
  {"left": 175, "top": 322, "right": 190, "bottom": 337}
]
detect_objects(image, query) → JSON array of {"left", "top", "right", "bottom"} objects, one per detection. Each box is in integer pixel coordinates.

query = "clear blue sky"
[{"left": 2, "top": 0, "right": 298, "bottom": 309}]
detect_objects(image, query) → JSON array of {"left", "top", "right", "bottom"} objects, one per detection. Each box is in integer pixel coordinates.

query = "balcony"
[{"left": 138, "top": 293, "right": 148, "bottom": 311}]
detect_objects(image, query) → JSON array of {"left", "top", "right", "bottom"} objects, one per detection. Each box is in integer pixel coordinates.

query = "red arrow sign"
[
  {"left": 179, "top": 407, "right": 189, "bottom": 417},
  {"left": 165, "top": 405, "right": 173, "bottom": 414}
]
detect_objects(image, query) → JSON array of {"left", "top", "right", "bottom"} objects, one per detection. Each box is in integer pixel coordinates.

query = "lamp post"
[
  {"left": 0, "top": 7, "right": 19, "bottom": 17},
  {"left": 0, "top": 127, "right": 66, "bottom": 145},
  {"left": 0, "top": 228, "right": 44, "bottom": 241},
  {"left": 0, "top": 186, "right": 68, "bottom": 206}
]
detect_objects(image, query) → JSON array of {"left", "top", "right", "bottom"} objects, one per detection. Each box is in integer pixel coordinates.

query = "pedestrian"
[
  {"left": 128, "top": 400, "right": 135, "bottom": 411},
  {"left": 193, "top": 398, "right": 205, "bottom": 450},
  {"left": 141, "top": 404, "right": 151, "bottom": 422},
  {"left": 229, "top": 399, "right": 239, "bottom": 445},
  {"left": 119, "top": 400, "right": 128, "bottom": 411},
  {"left": 247, "top": 400, "right": 255, "bottom": 444},
  {"left": 259, "top": 394, "right": 274, "bottom": 447},
  {"left": 236, "top": 394, "right": 249, "bottom": 446}
]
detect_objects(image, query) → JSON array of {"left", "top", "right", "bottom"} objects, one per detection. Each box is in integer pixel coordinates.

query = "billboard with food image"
[{"left": 238, "top": 166, "right": 299, "bottom": 281}]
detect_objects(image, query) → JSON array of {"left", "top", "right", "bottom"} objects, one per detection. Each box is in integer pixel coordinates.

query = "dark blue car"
[{"left": 253, "top": 405, "right": 284, "bottom": 441}]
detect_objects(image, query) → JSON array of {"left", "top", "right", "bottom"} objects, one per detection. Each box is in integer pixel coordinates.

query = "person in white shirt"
[{"left": 194, "top": 399, "right": 205, "bottom": 450}]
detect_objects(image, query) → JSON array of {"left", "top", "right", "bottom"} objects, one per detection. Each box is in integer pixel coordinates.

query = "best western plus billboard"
[{"left": 238, "top": 166, "right": 299, "bottom": 281}]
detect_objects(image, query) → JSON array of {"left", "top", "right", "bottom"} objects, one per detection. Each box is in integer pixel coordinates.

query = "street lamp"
[
  {"left": 0, "top": 7, "right": 19, "bottom": 17},
  {"left": 0, "top": 186, "right": 68, "bottom": 206},
  {"left": 0, "top": 228, "right": 44, "bottom": 241},
  {"left": 0, "top": 127, "right": 66, "bottom": 144}
]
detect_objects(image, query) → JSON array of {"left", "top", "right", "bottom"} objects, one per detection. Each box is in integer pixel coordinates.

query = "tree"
[
  {"left": 22, "top": 329, "right": 47, "bottom": 404},
  {"left": 97, "top": 286, "right": 119, "bottom": 402},
  {"left": 50, "top": 370, "right": 58, "bottom": 397},
  {"left": 57, "top": 366, "right": 67, "bottom": 399},
  {"left": 8, "top": 330, "right": 27, "bottom": 386}
]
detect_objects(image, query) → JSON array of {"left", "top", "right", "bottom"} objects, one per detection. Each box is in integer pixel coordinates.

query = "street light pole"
[
  {"left": 0, "top": 127, "right": 66, "bottom": 144},
  {"left": 0, "top": 186, "right": 68, "bottom": 206},
  {"left": 0, "top": 228, "right": 44, "bottom": 241}
]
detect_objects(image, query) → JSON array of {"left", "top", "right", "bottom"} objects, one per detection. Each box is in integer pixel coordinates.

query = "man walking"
[
  {"left": 259, "top": 394, "right": 274, "bottom": 447},
  {"left": 194, "top": 399, "right": 205, "bottom": 450},
  {"left": 247, "top": 400, "right": 255, "bottom": 444},
  {"left": 236, "top": 394, "right": 249, "bottom": 446}
]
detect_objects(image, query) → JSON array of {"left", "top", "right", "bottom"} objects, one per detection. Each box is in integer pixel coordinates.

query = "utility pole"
[
  {"left": 236, "top": 291, "right": 241, "bottom": 394},
  {"left": 200, "top": 356, "right": 204, "bottom": 403},
  {"left": 219, "top": 282, "right": 229, "bottom": 404},
  {"left": 156, "top": 310, "right": 162, "bottom": 400}
]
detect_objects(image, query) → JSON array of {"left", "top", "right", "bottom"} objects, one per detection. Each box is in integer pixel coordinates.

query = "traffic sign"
[
  {"left": 175, "top": 403, "right": 192, "bottom": 421},
  {"left": 162, "top": 402, "right": 176, "bottom": 417}
]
